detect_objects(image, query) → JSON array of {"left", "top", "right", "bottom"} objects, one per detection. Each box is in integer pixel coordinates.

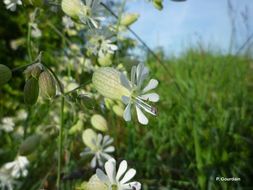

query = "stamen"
[{"left": 134, "top": 96, "right": 157, "bottom": 116}]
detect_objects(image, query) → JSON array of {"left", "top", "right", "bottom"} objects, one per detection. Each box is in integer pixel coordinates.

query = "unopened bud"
[
  {"left": 19, "top": 134, "right": 41, "bottom": 156},
  {"left": 61, "top": 0, "right": 83, "bottom": 19},
  {"left": 39, "top": 71, "right": 56, "bottom": 99},
  {"left": 121, "top": 13, "right": 139, "bottom": 26},
  {"left": 153, "top": 0, "right": 163, "bottom": 10},
  {"left": 0, "top": 64, "right": 12, "bottom": 86},
  {"left": 91, "top": 114, "right": 108, "bottom": 132},
  {"left": 24, "top": 77, "right": 39, "bottom": 106},
  {"left": 98, "top": 54, "right": 113, "bottom": 66}
]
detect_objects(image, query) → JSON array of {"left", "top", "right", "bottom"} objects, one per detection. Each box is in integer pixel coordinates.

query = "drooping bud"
[
  {"left": 85, "top": 175, "right": 107, "bottom": 190},
  {"left": 121, "top": 13, "right": 139, "bottom": 26},
  {"left": 92, "top": 67, "right": 130, "bottom": 100},
  {"left": 82, "top": 129, "right": 97, "bottom": 150},
  {"left": 39, "top": 71, "right": 56, "bottom": 99},
  {"left": 19, "top": 134, "right": 41, "bottom": 156},
  {"left": 0, "top": 64, "right": 12, "bottom": 86},
  {"left": 61, "top": 0, "right": 83, "bottom": 19},
  {"left": 153, "top": 0, "right": 163, "bottom": 10},
  {"left": 24, "top": 63, "right": 43, "bottom": 80},
  {"left": 24, "top": 77, "right": 39, "bottom": 106},
  {"left": 91, "top": 114, "right": 108, "bottom": 132}
]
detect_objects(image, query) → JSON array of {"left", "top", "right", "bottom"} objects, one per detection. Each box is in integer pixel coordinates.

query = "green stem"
[
  {"left": 23, "top": 107, "right": 31, "bottom": 139},
  {"left": 27, "top": 23, "right": 33, "bottom": 62},
  {"left": 56, "top": 95, "right": 65, "bottom": 190}
]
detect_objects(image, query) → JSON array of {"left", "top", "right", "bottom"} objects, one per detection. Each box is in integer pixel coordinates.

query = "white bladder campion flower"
[
  {"left": 96, "top": 159, "right": 141, "bottom": 190},
  {"left": 0, "top": 168, "right": 17, "bottom": 190},
  {"left": 61, "top": 0, "right": 103, "bottom": 29},
  {"left": 62, "top": 16, "right": 75, "bottom": 29},
  {"left": 92, "top": 63, "right": 159, "bottom": 125},
  {"left": 86, "top": 34, "right": 118, "bottom": 57},
  {"left": 81, "top": 129, "right": 115, "bottom": 168},
  {"left": 0, "top": 117, "right": 15, "bottom": 132},
  {"left": 3, "top": 0, "right": 22, "bottom": 11},
  {"left": 120, "top": 63, "right": 159, "bottom": 125},
  {"left": 3, "top": 156, "right": 29, "bottom": 178}
]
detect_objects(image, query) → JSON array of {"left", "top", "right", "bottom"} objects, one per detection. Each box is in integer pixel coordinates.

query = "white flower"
[
  {"left": 62, "top": 16, "right": 74, "bottom": 29},
  {"left": 79, "top": 0, "right": 104, "bottom": 29},
  {"left": 120, "top": 63, "right": 159, "bottom": 125},
  {"left": 86, "top": 34, "right": 118, "bottom": 57},
  {"left": 96, "top": 159, "right": 141, "bottom": 190},
  {"left": 3, "top": 0, "right": 22, "bottom": 11},
  {"left": 0, "top": 168, "right": 17, "bottom": 190},
  {"left": 31, "top": 23, "right": 42, "bottom": 38},
  {"left": 81, "top": 133, "right": 115, "bottom": 168},
  {"left": 3, "top": 156, "right": 29, "bottom": 178},
  {"left": 0, "top": 117, "right": 15, "bottom": 132}
]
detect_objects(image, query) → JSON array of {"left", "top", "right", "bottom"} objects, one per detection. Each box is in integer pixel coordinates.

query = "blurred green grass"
[{"left": 118, "top": 50, "right": 253, "bottom": 189}]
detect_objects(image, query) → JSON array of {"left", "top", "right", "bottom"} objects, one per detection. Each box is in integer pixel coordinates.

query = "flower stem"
[
  {"left": 56, "top": 95, "right": 65, "bottom": 190},
  {"left": 27, "top": 23, "right": 33, "bottom": 62}
]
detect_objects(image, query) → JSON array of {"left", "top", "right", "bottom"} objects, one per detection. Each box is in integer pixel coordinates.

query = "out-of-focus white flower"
[
  {"left": 96, "top": 159, "right": 141, "bottom": 190},
  {"left": 79, "top": 0, "right": 104, "bottom": 29},
  {"left": 0, "top": 168, "right": 17, "bottom": 190},
  {"left": 120, "top": 63, "right": 159, "bottom": 125},
  {"left": 31, "top": 23, "right": 42, "bottom": 38},
  {"left": 3, "top": 0, "right": 22, "bottom": 11},
  {"left": 3, "top": 156, "right": 29, "bottom": 178},
  {"left": 81, "top": 132, "right": 115, "bottom": 168},
  {"left": 16, "top": 109, "right": 27, "bottom": 121},
  {"left": 86, "top": 34, "right": 118, "bottom": 57},
  {"left": 0, "top": 117, "right": 15, "bottom": 132},
  {"left": 62, "top": 16, "right": 75, "bottom": 29}
]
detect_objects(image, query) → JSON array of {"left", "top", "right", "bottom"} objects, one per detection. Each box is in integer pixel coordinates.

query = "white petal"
[
  {"left": 104, "top": 146, "right": 115, "bottom": 153},
  {"left": 105, "top": 159, "right": 116, "bottom": 184},
  {"left": 136, "top": 105, "right": 148, "bottom": 125},
  {"left": 142, "top": 79, "right": 159, "bottom": 93},
  {"left": 122, "top": 96, "right": 130, "bottom": 105},
  {"left": 91, "top": 156, "right": 97, "bottom": 168},
  {"left": 120, "top": 169, "right": 136, "bottom": 184},
  {"left": 123, "top": 103, "right": 132, "bottom": 122},
  {"left": 97, "top": 134, "right": 103, "bottom": 145},
  {"left": 116, "top": 160, "right": 127, "bottom": 181},
  {"left": 120, "top": 73, "right": 131, "bottom": 90},
  {"left": 122, "top": 181, "right": 141, "bottom": 190},
  {"left": 101, "top": 152, "right": 113, "bottom": 160},
  {"left": 140, "top": 93, "right": 159, "bottom": 102},
  {"left": 96, "top": 168, "right": 110, "bottom": 183},
  {"left": 131, "top": 66, "right": 137, "bottom": 85},
  {"left": 103, "top": 137, "right": 113, "bottom": 147}
]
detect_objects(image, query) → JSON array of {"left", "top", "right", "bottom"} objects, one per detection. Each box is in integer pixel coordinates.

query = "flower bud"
[
  {"left": 0, "top": 64, "right": 12, "bottom": 86},
  {"left": 39, "top": 71, "right": 56, "bottom": 99},
  {"left": 98, "top": 54, "right": 112, "bottom": 66},
  {"left": 61, "top": 0, "right": 83, "bottom": 19},
  {"left": 85, "top": 175, "right": 107, "bottom": 190},
  {"left": 91, "top": 114, "right": 108, "bottom": 132},
  {"left": 112, "top": 105, "right": 124, "bottom": 117},
  {"left": 153, "top": 0, "right": 163, "bottom": 10},
  {"left": 121, "top": 13, "right": 139, "bottom": 26},
  {"left": 24, "top": 77, "right": 39, "bottom": 106},
  {"left": 19, "top": 134, "right": 41, "bottom": 156},
  {"left": 92, "top": 67, "right": 130, "bottom": 100},
  {"left": 82, "top": 129, "right": 97, "bottom": 150}
]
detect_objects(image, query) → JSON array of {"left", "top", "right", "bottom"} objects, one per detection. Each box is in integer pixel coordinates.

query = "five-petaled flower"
[
  {"left": 120, "top": 63, "right": 159, "bottom": 125},
  {"left": 81, "top": 133, "right": 115, "bottom": 168},
  {"left": 96, "top": 159, "right": 141, "bottom": 190}
]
